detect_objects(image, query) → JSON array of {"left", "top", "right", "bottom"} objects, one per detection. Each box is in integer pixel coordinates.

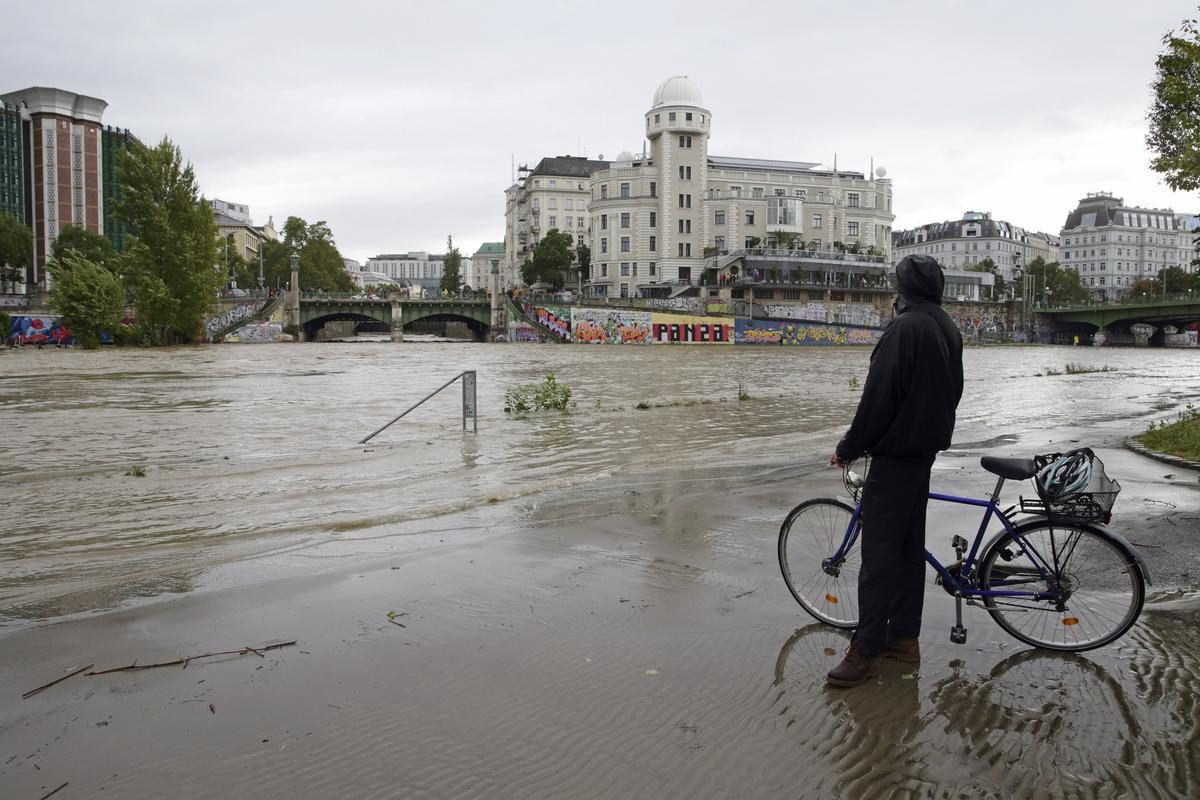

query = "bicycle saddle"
[{"left": 980, "top": 456, "right": 1037, "bottom": 480}]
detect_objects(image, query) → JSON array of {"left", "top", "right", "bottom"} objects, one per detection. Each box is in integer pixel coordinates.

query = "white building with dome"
[{"left": 505, "top": 76, "right": 898, "bottom": 300}]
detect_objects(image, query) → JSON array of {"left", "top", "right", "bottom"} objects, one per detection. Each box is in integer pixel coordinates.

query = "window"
[
  {"left": 679, "top": 194, "right": 685, "bottom": 208},
  {"left": 752, "top": 187, "right": 764, "bottom": 199},
  {"left": 678, "top": 219, "right": 684, "bottom": 233},
  {"left": 601, "top": 238, "right": 608, "bottom": 254},
  {"left": 621, "top": 237, "right": 630, "bottom": 253},
  {"left": 565, "top": 216, "right": 573, "bottom": 228},
  {"left": 649, "top": 212, "right": 656, "bottom": 228},
  {"left": 621, "top": 263, "right": 630, "bottom": 276},
  {"left": 548, "top": 198, "right": 556, "bottom": 209},
  {"left": 678, "top": 165, "right": 691, "bottom": 180},
  {"left": 685, "top": 219, "right": 691, "bottom": 233},
  {"left": 654, "top": 113, "right": 660, "bottom": 124},
  {"left": 548, "top": 215, "right": 556, "bottom": 227},
  {"left": 600, "top": 184, "right": 608, "bottom": 199},
  {"left": 730, "top": 185, "right": 742, "bottom": 197},
  {"left": 685, "top": 194, "right": 692, "bottom": 208},
  {"left": 565, "top": 199, "right": 573, "bottom": 210},
  {"left": 620, "top": 182, "right": 630, "bottom": 198},
  {"left": 812, "top": 213, "right": 822, "bottom": 228},
  {"left": 649, "top": 262, "right": 656, "bottom": 276},
  {"left": 669, "top": 112, "right": 676, "bottom": 122},
  {"left": 678, "top": 135, "right": 693, "bottom": 148},
  {"left": 847, "top": 221, "right": 859, "bottom": 236},
  {"left": 600, "top": 214, "right": 608, "bottom": 230},
  {"left": 620, "top": 212, "right": 630, "bottom": 228},
  {"left": 678, "top": 243, "right": 685, "bottom": 257},
  {"left": 714, "top": 235, "right": 725, "bottom": 250},
  {"left": 745, "top": 210, "right": 755, "bottom": 225},
  {"left": 847, "top": 193, "right": 859, "bottom": 208},
  {"left": 578, "top": 218, "right": 585, "bottom": 229},
  {"left": 533, "top": 179, "right": 541, "bottom": 187},
  {"left": 715, "top": 210, "right": 726, "bottom": 225},
  {"left": 649, "top": 235, "right": 656, "bottom": 252},
  {"left": 649, "top": 181, "right": 656, "bottom": 197},
  {"left": 774, "top": 188, "right": 785, "bottom": 196},
  {"left": 601, "top": 263, "right": 607, "bottom": 277},
  {"left": 620, "top": 283, "right": 629, "bottom": 298},
  {"left": 744, "top": 236, "right": 756, "bottom": 249},
  {"left": 685, "top": 112, "right": 693, "bottom": 121}
]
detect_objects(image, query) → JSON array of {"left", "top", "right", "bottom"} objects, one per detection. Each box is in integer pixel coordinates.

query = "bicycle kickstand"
[{"left": 950, "top": 593, "right": 967, "bottom": 644}]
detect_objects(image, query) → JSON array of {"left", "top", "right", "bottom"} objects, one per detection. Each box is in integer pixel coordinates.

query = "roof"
[
  {"left": 1061, "top": 194, "right": 1184, "bottom": 232},
  {"left": 473, "top": 242, "right": 504, "bottom": 255},
  {"left": 652, "top": 75, "right": 704, "bottom": 108},
  {"left": 529, "top": 156, "right": 610, "bottom": 179},
  {"left": 708, "top": 155, "right": 863, "bottom": 178},
  {"left": 893, "top": 214, "right": 1031, "bottom": 247}
]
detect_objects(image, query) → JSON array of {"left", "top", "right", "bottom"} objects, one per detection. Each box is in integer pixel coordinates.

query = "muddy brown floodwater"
[{"left": 1, "top": 342, "right": 1198, "bottom": 798}]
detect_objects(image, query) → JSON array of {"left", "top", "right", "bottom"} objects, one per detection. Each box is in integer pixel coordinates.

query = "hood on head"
[{"left": 895, "top": 255, "right": 945, "bottom": 304}]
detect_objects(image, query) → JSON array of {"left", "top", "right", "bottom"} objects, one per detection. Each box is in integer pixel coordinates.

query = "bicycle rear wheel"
[
  {"left": 778, "top": 498, "right": 861, "bottom": 628},
  {"left": 979, "top": 520, "right": 1145, "bottom": 651}
]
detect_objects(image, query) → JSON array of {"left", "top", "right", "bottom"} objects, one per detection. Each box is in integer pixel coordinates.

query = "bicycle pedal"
[{"left": 950, "top": 625, "right": 967, "bottom": 645}]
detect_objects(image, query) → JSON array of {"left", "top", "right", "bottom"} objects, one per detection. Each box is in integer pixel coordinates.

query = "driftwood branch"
[
  {"left": 21, "top": 664, "right": 94, "bottom": 700},
  {"left": 39, "top": 781, "right": 69, "bottom": 800},
  {"left": 86, "top": 640, "right": 297, "bottom": 676}
]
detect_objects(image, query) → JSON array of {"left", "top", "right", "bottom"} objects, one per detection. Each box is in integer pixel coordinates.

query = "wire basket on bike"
[{"left": 1020, "top": 448, "right": 1120, "bottom": 523}]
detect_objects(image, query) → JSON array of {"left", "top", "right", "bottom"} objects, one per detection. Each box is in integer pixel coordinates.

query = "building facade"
[
  {"left": 579, "top": 77, "right": 896, "bottom": 298},
  {"left": 504, "top": 156, "right": 607, "bottom": 289},
  {"left": 365, "top": 252, "right": 446, "bottom": 295},
  {"left": 468, "top": 242, "right": 505, "bottom": 290},
  {"left": 212, "top": 199, "right": 278, "bottom": 271},
  {"left": 1059, "top": 192, "right": 1198, "bottom": 301},
  {"left": 893, "top": 211, "right": 1058, "bottom": 284},
  {"left": 0, "top": 87, "right": 111, "bottom": 291}
]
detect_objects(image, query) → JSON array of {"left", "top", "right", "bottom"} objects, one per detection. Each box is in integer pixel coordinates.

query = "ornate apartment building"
[
  {"left": 505, "top": 76, "right": 896, "bottom": 298},
  {"left": 892, "top": 211, "right": 1059, "bottom": 283},
  {"left": 1059, "top": 192, "right": 1199, "bottom": 301}
]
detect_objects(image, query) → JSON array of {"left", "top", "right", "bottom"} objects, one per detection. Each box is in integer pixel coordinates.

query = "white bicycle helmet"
[{"left": 1037, "top": 452, "right": 1092, "bottom": 499}]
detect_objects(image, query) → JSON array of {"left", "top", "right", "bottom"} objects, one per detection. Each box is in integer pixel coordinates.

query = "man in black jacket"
[{"left": 826, "top": 254, "right": 964, "bottom": 688}]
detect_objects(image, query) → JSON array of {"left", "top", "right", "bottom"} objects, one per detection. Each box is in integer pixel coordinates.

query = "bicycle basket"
[{"left": 1020, "top": 448, "right": 1120, "bottom": 523}]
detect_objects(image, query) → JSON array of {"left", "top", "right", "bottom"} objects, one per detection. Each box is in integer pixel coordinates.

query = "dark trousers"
[{"left": 855, "top": 453, "right": 935, "bottom": 657}]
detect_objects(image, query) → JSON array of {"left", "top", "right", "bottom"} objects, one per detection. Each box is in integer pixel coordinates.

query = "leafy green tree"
[
  {"left": 278, "top": 216, "right": 353, "bottom": 292},
  {"left": 966, "top": 257, "right": 1008, "bottom": 299},
  {"left": 0, "top": 214, "right": 32, "bottom": 293},
  {"left": 520, "top": 229, "right": 574, "bottom": 288},
  {"left": 1021, "top": 257, "right": 1088, "bottom": 306},
  {"left": 52, "top": 224, "right": 116, "bottom": 267},
  {"left": 48, "top": 252, "right": 125, "bottom": 348},
  {"left": 440, "top": 235, "right": 463, "bottom": 294},
  {"left": 576, "top": 242, "right": 590, "bottom": 277},
  {"left": 1147, "top": 11, "right": 1200, "bottom": 193},
  {"left": 220, "top": 234, "right": 257, "bottom": 290},
  {"left": 114, "top": 137, "right": 223, "bottom": 344}
]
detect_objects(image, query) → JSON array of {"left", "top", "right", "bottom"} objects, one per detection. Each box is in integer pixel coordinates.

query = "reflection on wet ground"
[{"left": 773, "top": 599, "right": 1200, "bottom": 798}]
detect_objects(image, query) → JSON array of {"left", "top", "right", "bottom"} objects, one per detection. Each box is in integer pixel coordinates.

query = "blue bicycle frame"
[{"left": 821, "top": 473, "right": 1064, "bottom": 602}]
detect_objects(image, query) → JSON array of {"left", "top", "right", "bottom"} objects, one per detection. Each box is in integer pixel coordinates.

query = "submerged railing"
[{"left": 359, "top": 370, "right": 478, "bottom": 442}]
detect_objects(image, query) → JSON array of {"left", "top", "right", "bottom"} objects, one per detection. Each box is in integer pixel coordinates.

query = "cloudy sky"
[{"left": 4, "top": 1, "right": 1196, "bottom": 263}]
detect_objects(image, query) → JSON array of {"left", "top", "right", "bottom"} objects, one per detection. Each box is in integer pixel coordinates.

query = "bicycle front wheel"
[
  {"left": 979, "top": 520, "right": 1145, "bottom": 651},
  {"left": 778, "top": 498, "right": 861, "bottom": 628}
]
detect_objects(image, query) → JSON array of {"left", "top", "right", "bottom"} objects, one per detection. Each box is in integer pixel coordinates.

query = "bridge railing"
[
  {"left": 359, "top": 370, "right": 478, "bottom": 441},
  {"left": 1040, "top": 290, "right": 1199, "bottom": 312}
]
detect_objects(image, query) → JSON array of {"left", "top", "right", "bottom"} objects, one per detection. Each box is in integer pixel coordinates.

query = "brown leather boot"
[
  {"left": 881, "top": 637, "right": 920, "bottom": 664},
  {"left": 826, "top": 640, "right": 878, "bottom": 687}
]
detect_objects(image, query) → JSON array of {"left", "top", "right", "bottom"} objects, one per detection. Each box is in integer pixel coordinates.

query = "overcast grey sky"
[{"left": 3, "top": 0, "right": 1196, "bottom": 262}]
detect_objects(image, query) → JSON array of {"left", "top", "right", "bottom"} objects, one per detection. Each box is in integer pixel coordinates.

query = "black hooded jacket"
[{"left": 836, "top": 255, "right": 964, "bottom": 460}]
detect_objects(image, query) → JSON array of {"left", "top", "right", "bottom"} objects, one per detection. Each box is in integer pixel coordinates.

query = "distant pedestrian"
[{"left": 826, "top": 254, "right": 964, "bottom": 688}]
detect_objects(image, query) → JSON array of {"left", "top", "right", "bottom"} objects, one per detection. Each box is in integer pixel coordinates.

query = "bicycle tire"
[
  {"left": 778, "top": 497, "right": 861, "bottom": 628},
  {"left": 978, "top": 519, "right": 1145, "bottom": 651}
]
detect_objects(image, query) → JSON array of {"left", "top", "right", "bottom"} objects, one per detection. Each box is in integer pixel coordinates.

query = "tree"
[
  {"left": 440, "top": 235, "right": 463, "bottom": 294},
  {"left": 772, "top": 230, "right": 799, "bottom": 249},
  {"left": 1147, "top": 11, "right": 1200, "bottom": 193},
  {"left": 0, "top": 214, "right": 32, "bottom": 293},
  {"left": 277, "top": 216, "right": 354, "bottom": 293},
  {"left": 48, "top": 252, "right": 124, "bottom": 348},
  {"left": 114, "top": 137, "right": 223, "bottom": 344},
  {"left": 576, "top": 242, "right": 591, "bottom": 281},
  {"left": 52, "top": 224, "right": 116, "bottom": 267},
  {"left": 1021, "top": 257, "right": 1088, "bottom": 306},
  {"left": 520, "top": 229, "right": 574, "bottom": 288}
]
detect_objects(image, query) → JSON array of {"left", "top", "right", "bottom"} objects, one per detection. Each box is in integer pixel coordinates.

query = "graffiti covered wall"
[
  {"left": 571, "top": 307, "right": 652, "bottom": 344},
  {"left": 507, "top": 320, "right": 546, "bottom": 343},
  {"left": 524, "top": 303, "right": 572, "bottom": 340},
  {"left": 7, "top": 316, "right": 74, "bottom": 345},
  {"left": 649, "top": 312, "right": 733, "bottom": 344},
  {"left": 226, "top": 322, "right": 284, "bottom": 343},
  {"left": 205, "top": 301, "right": 266, "bottom": 339},
  {"left": 735, "top": 319, "right": 881, "bottom": 346}
]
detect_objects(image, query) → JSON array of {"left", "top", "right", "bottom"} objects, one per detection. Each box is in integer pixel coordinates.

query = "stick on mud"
[{"left": 21, "top": 664, "right": 94, "bottom": 700}]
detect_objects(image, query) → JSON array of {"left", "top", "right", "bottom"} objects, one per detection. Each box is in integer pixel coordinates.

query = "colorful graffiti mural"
[
  {"left": 525, "top": 303, "right": 572, "bottom": 340},
  {"left": 7, "top": 316, "right": 74, "bottom": 346},
  {"left": 734, "top": 319, "right": 881, "bottom": 346},
  {"left": 649, "top": 312, "right": 733, "bottom": 344},
  {"left": 571, "top": 308, "right": 653, "bottom": 344},
  {"left": 507, "top": 320, "right": 546, "bottom": 343},
  {"left": 948, "top": 310, "right": 1007, "bottom": 337},
  {"left": 205, "top": 301, "right": 266, "bottom": 339}
]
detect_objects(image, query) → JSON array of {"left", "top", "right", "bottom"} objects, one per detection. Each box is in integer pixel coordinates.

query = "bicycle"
[{"left": 777, "top": 450, "right": 1151, "bottom": 652}]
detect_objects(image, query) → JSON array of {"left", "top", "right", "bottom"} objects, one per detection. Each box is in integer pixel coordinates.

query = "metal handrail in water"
[{"left": 359, "top": 370, "right": 477, "bottom": 442}]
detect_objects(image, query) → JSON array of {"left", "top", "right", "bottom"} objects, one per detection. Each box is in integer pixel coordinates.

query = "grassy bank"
[{"left": 1138, "top": 405, "right": 1200, "bottom": 461}]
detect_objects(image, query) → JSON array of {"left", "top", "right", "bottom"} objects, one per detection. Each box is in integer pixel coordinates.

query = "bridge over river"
[
  {"left": 1039, "top": 294, "right": 1200, "bottom": 346},
  {"left": 295, "top": 295, "right": 495, "bottom": 342}
]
